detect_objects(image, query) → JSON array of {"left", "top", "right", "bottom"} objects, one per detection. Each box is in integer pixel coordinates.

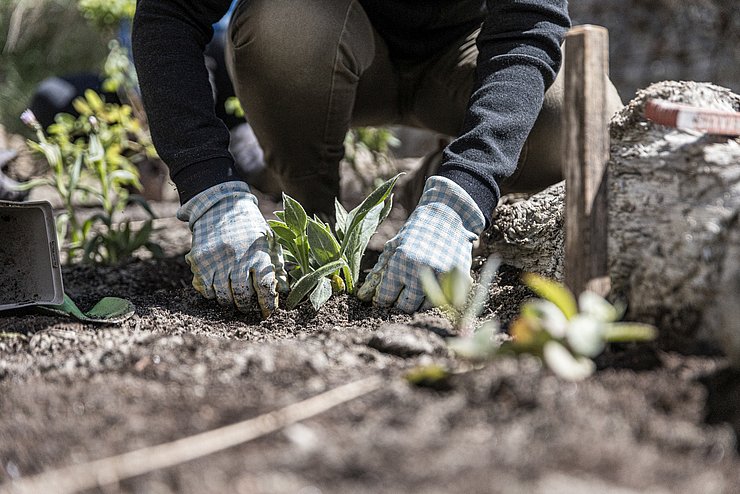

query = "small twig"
[{"left": 4, "top": 376, "right": 383, "bottom": 494}]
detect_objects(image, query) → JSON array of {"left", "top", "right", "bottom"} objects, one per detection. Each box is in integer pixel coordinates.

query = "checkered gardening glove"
[
  {"left": 357, "top": 176, "right": 486, "bottom": 312},
  {"left": 177, "top": 181, "right": 284, "bottom": 317}
]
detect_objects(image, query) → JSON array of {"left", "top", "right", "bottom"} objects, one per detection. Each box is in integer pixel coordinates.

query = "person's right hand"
[{"left": 177, "top": 182, "right": 284, "bottom": 317}]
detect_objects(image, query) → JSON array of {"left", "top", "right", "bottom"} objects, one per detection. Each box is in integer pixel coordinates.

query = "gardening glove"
[
  {"left": 177, "top": 181, "right": 284, "bottom": 317},
  {"left": 357, "top": 175, "right": 486, "bottom": 313}
]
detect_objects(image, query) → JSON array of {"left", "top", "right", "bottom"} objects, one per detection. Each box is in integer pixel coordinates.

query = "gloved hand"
[
  {"left": 177, "top": 181, "right": 284, "bottom": 317},
  {"left": 357, "top": 176, "right": 486, "bottom": 313}
]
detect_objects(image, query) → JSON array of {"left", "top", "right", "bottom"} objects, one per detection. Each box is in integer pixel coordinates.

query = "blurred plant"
[
  {"left": 434, "top": 272, "right": 658, "bottom": 381},
  {"left": 225, "top": 97, "right": 246, "bottom": 118},
  {"left": 0, "top": 0, "right": 109, "bottom": 133},
  {"left": 420, "top": 256, "right": 501, "bottom": 337},
  {"left": 77, "top": 0, "right": 135, "bottom": 29},
  {"left": 344, "top": 127, "right": 400, "bottom": 192},
  {"left": 101, "top": 39, "right": 145, "bottom": 119},
  {"left": 268, "top": 173, "right": 401, "bottom": 310},
  {"left": 18, "top": 91, "right": 161, "bottom": 265}
]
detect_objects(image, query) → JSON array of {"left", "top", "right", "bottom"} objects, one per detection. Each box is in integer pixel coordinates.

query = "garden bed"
[{"left": 1, "top": 204, "right": 739, "bottom": 493}]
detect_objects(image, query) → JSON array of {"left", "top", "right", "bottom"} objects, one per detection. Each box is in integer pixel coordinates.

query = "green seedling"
[
  {"left": 440, "top": 271, "right": 658, "bottom": 381},
  {"left": 19, "top": 90, "right": 160, "bottom": 265},
  {"left": 420, "top": 256, "right": 501, "bottom": 337},
  {"left": 501, "top": 274, "right": 657, "bottom": 380},
  {"left": 269, "top": 173, "right": 401, "bottom": 310}
]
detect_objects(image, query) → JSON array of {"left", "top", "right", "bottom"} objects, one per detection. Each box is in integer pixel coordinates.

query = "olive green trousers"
[{"left": 226, "top": 0, "right": 623, "bottom": 216}]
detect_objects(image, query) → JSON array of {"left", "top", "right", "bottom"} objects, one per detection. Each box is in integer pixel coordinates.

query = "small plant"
[
  {"left": 500, "top": 274, "right": 657, "bottom": 380},
  {"left": 18, "top": 90, "right": 160, "bottom": 265},
  {"left": 420, "top": 256, "right": 501, "bottom": 336},
  {"left": 423, "top": 267, "right": 658, "bottom": 381},
  {"left": 344, "top": 127, "right": 400, "bottom": 193},
  {"left": 268, "top": 173, "right": 401, "bottom": 310}
]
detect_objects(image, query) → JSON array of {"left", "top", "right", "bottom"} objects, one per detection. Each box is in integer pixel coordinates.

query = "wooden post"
[{"left": 563, "top": 25, "right": 611, "bottom": 297}]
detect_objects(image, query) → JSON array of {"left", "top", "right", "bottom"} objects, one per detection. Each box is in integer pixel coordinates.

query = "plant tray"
[{"left": 0, "top": 200, "right": 64, "bottom": 310}]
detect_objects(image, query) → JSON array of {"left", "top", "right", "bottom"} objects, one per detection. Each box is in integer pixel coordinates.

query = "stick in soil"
[{"left": 4, "top": 376, "right": 383, "bottom": 494}]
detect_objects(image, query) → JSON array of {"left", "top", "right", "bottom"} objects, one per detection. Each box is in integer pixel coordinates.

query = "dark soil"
[{"left": 1, "top": 209, "right": 739, "bottom": 494}]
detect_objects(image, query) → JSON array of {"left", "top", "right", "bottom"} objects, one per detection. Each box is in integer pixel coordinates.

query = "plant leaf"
[
  {"left": 603, "top": 323, "right": 658, "bottom": 342},
  {"left": 145, "top": 242, "right": 165, "bottom": 259},
  {"left": 566, "top": 315, "right": 606, "bottom": 358},
  {"left": 282, "top": 193, "right": 308, "bottom": 235},
  {"left": 378, "top": 193, "right": 394, "bottom": 224},
  {"left": 69, "top": 152, "right": 84, "bottom": 192},
  {"left": 341, "top": 172, "right": 402, "bottom": 256},
  {"left": 578, "top": 291, "right": 620, "bottom": 323},
  {"left": 84, "top": 89, "right": 105, "bottom": 113},
  {"left": 439, "top": 268, "right": 472, "bottom": 311},
  {"left": 523, "top": 273, "right": 578, "bottom": 320},
  {"left": 126, "top": 194, "right": 157, "bottom": 219},
  {"left": 342, "top": 202, "right": 383, "bottom": 287},
  {"left": 522, "top": 299, "right": 569, "bottom": 338},
  {"left": 10, "top": 178, "right": 52, "bottom": 191},
  {"left": 268, "top": 220, "right": 297, "bottom": 243},
  {"left": 131, "top": 220, "right": 154, "bottom": 251},
  {"left": 420, "top": 267, "right": 450, "bottom": 309},
  {"left": 309, "top": 277, "right": 333, "bottom": 311},
  {"left": 286, "top": 259, "right": 345, "bottom": 309},
  {"left": 334, "top": 198, "right": 349, "bottom": 241},
  {"left": 307, "top": 217, "right": 341, "bottom": 266},
  {"left": 542, "top": 340, "right": 595, "bottom": 381}
]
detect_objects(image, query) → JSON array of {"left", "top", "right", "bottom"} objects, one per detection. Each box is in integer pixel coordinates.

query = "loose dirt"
[{"left": 1, "top": 203, "right": 738, "bottom": 494}]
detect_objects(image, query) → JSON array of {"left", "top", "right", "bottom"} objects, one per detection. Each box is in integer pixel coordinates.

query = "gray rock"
[
  {"left": 478, "top": 80, "right": 740, "bottom": 364},
  {"left": 608, "top": 81, "right": 740, "bottom": 362}
]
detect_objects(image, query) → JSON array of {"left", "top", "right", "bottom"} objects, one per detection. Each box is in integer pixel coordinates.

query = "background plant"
[
  {"left": 268, "top": 173, "right": 401, "bottom": 310},
  {"left": 423, "top": 269, "right": 658, "bottom": 381},
  {"left": 18, "top": 91, "right": 161, "bottom": 265},
  {"left": 225, "top": 98, "right": 399, "bottom": 192},
  {"left": 0, "top": 0, "right": 109, "bottom": 134},
  {"left": 344, "top": 127, "right": 400, "bottom": 193},
  {"left": 77, "top": 0, "right": 135, "bottom": 30}
]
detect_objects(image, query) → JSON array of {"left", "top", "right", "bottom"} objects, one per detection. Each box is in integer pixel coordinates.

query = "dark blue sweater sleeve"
[
  {"left": 438, "top": 0, "right": 570, "bottom": 225},
  {"left": 132, "top": 0, "right": 237, "bottom": 204}
]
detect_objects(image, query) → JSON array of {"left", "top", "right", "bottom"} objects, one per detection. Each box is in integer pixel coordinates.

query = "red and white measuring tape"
[{"left": 645, "top": 99, "right": 740, "bottom": 136}]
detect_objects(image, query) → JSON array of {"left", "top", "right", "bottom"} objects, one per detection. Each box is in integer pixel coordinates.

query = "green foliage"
[
  {"left": 0, "top": 1, "right": 109, "bottom": 133},
  {"left": 18, "top": 91, "right": 161, "bottom": 265},
  {"left": 435, "top": 272, "right": 658, "bottom": 382},
  {"left": 77, "top": 0, "right": 135, "bottom": 30},
  {"left": 269, "top": 173, "right": 401, "bottom": 310},
  {"left": 420, "top": 256, "right": 501, "bottom": 336},
  {"left": 344, "top": 127, "right": 400, "bottom": 192},
  {"left": 225, "top": 97, "right": 246, "bottom": 118},
  {"left": 102, "top": 40, "right": 138, "bottom": 95}
]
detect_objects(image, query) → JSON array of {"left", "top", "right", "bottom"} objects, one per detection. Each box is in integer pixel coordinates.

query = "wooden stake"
[{"left": 563, "top": 25, "right": 611, "bottom": 297}]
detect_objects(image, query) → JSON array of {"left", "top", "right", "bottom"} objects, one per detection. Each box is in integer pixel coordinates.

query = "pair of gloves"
[{"left": 177, "top": 176, "right": 486, "bottom": 316}]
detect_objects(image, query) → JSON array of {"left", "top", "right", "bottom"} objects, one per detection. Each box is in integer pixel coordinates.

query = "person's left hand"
[{"left": 357, "top": 176, "right": 486, "bottom": 312}]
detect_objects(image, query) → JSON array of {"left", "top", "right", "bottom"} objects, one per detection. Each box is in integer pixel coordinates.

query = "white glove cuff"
[
  {"left": 421, "top": 176, "right": 486, "bottom": 236},
  {"left": 176, "top": 181, "right": 255, "bottom": 228}
]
